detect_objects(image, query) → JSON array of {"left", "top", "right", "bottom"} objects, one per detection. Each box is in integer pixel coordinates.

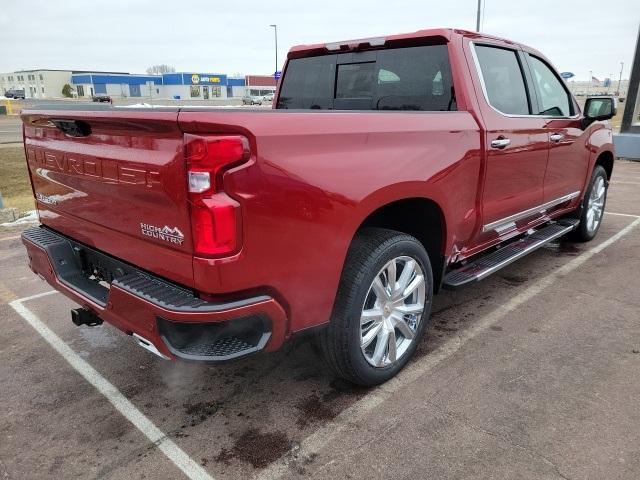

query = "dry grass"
[
  {"left": 610, "top": 104, "right": 624, "bottom": 132},
  {"left": 0, "top": 146, "right": 34, "bottom": 213}
]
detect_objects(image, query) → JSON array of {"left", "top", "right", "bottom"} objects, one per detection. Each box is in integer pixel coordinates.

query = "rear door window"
[
  {"left": 474, "top": 45, "right": 530, "bottom": 115},
  {"left": 277, "top": 44, "right": 455, "bottom": 111}
]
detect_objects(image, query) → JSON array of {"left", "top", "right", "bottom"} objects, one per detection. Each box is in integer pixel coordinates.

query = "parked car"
[
  {"left": 263, "top": 92, "right": 275, "bottom": 102},
  {"left": 242, "top": 94, "right": 262, "bottom": 105},
  {"left": 91, "top": 94, "right": 112, "bottom": 103},
  {"left": 4, "top": 89, "right": 25, "bottom": 99},
  {"left": 20, "top": 28, "right": 615, "bottom": 386}
]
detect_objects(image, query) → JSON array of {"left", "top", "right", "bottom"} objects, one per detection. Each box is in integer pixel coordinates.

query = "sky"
[{"left": 0, "top": 0, "right": 637, "bottom": 81}]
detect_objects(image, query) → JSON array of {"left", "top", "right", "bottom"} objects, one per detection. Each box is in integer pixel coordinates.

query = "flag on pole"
[{"left": 591, "top": 76, "right": 601, "bottom": 85}]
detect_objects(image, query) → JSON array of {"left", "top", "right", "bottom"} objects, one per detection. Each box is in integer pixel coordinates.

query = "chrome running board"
[{"left": 443, "top": 219, "right": 580, "bottom": 290}]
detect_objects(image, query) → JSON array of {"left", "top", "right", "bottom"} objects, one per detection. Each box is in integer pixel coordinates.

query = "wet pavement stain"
[
  {"left": 183, "top": 401, "right": 220, "bottom": 426},
  {"left": 215, "top": 428, "right": 291, "bottom": 469},
  {"left": 433, "top": 324, "right": 458, "bottom": 333},
  {"left": 558, "top": 243, "right": 581, "bottom": 255},
  {"left": 295, "top": 394, "right": 337, "bottom": 428},
  {"left": 499, "top": 274, "right": 528, "bottom": 286},
  {"left": 544, "top": 241, "right": 582, "bottom": 256}
]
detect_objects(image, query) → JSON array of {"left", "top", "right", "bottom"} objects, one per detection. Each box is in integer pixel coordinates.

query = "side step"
[{"left": 443, "top": 219, "right": 579, "bottom": 290}]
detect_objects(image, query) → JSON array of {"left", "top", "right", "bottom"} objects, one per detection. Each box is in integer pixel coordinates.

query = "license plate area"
[
  {"left": 37, "top": 234, "right": 137, "bottom": 307},
  {"left": 75, "top": 245, "right": 136, "bottom": 290}
]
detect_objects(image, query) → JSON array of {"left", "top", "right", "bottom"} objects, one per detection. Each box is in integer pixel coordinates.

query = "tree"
[
  {"left": 146, "top": 65, "right": 176, "bottom": 75},
  {"left": 61, "top": 83, "right": 74, "bottom": 98}
]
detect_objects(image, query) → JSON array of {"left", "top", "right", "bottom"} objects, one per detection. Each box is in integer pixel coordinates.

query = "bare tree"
[{"left": 146, "top": 64, "right": 176, "bottom": 75}]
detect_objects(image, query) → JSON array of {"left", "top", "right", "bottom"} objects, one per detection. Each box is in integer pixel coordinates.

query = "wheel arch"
[
  {"left": 594, "top": 150, "right": 614, "bottom": 180},
  {"left": 355, "top": 197, "right": 447, "bottom": 291}
]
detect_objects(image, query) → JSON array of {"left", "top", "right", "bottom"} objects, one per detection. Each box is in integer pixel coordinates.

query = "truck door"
[
  {"left": 523, "top": 53, "right": 588, "bottom": 204},
  {"left": 470, "top": 42, "right": 550, "bottom": 238}
]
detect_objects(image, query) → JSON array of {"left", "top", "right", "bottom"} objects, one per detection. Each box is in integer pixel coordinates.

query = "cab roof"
[{"left": 287, "top": 28, "right": 529, "bottom": 59}]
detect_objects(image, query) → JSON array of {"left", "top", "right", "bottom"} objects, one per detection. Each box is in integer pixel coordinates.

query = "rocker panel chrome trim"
[{"left": 482, "top": 191, "right": 581, "bottom": 233}]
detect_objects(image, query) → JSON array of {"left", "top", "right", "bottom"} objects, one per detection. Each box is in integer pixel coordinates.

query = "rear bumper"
[{"left": 21, "top": 226, "right": 288, "bottom": 362}]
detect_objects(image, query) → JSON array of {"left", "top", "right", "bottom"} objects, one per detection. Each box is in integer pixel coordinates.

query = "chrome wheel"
[
  {"left": 360, "top": 256, "right": 427, "bottom": 368},
  {"left": 586, "top": 176, "right": 606, "bottom": 233}
]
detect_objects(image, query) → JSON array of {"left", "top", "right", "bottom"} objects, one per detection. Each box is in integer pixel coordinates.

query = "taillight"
[{"left": 184, "top": 134, "right": 250, "bottom": 257}]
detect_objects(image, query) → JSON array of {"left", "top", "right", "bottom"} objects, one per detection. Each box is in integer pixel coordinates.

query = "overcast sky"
[{"left": 0, "top": 0, "right": 637, "bottom": 81}]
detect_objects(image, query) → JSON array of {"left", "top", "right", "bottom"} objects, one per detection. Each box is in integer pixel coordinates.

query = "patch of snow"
[{"left": 1, "top": 210, "right": 38, "bottom": 227}]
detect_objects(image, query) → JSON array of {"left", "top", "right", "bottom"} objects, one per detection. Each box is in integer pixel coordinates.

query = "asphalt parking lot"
[{"left": 1, "top": 161, "right": 639, "bottom": 480}]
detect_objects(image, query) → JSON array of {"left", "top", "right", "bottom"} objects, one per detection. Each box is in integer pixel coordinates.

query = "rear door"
[
  {"left": 470, "top": 42, "right": 550, "bottom": 238},
  {"left": 523, "top": 53, "right": 588, "bottom": 204}
]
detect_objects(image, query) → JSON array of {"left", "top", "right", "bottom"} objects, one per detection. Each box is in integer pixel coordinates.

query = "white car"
[{"left": 263, "top": 92, "right": 275, "bottom": 102}]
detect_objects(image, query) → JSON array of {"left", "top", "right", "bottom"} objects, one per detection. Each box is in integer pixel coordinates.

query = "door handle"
[
  {"left": 549, "top": 133, "right": 564, "bottom": 142},
  {"left": 490, "top": 137, "right": 511, "bottom": 149}
]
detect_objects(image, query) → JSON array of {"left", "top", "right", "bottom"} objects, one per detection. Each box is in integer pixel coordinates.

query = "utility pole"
[
  {"left": 270, "top": 25, "right": 278, "bottom": 77},
  {"left": 616, "top": 62, "right": 624, "bottom": 96},
  {"left": 476, "top": 0, "right": 482, "bottom": 32}
]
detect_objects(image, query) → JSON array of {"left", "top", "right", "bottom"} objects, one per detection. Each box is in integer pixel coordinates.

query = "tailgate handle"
[{"left": 51, "top": 119, "right": 91, "bottom": 137}]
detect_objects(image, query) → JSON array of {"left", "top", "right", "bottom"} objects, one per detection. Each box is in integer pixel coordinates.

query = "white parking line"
[
  {"left": 254, "top": 216, "right": 640, "bottom": 480},
  {"left": 605, "top": 211, "right": 640, "bottom": 218},
  {"left": 0, "top": 235, "right": 21, "bottom": 242},
  {"left": 611, "top": 181, "right": 640, "bottom": 186},
  {"left": 9, "top": 298, "right": 214, "bottom": 480}
]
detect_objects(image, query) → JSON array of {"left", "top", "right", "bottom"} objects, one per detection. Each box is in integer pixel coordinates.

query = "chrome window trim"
[
  {"left": 482, "top": 191, "right": 581, "bottom": 233},
  {"left": 469, "top": 41, "right": 580, "bottom": 121}
]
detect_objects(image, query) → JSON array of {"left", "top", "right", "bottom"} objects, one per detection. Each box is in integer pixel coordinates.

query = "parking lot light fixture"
[{"left": 270, "top": 24, "right": 278, "bottom": 78}]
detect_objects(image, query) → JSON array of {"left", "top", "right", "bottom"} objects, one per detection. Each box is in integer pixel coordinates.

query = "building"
[
  {"left": 0, "top": 69, "right": 75, "bottom": 98},
  {"left": 1, "top": 68, "right": 278, "bottom": 100},
  {"left": 71, "top": 72, "right": 231, "bottom": 99},
  {"left": 245, "top": 75, "right": 277, "bottom": 97},
  {"left": 161, "top": 72, "right": 229, "bottom": 99},
  {"left": 71, "top": 73, "right": 161, "bottom": 99},
  {"left": 566, "top": 79, "right": 629, "bottom": 97},
  {"left": 227, "top": 77, "right": 246, "bottom": 98}
]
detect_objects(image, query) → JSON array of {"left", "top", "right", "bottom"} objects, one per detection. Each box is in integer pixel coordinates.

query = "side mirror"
[{"left": 582, "top": 96, "right": 617, "bottom": 129}]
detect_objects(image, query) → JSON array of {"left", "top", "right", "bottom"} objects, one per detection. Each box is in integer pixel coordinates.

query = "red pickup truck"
[{"left": 21, "top": 28, "right": 616, "bottom": 385}]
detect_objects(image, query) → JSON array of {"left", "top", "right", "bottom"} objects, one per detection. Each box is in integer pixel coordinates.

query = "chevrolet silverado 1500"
[{"left": 20, "top": 28, "right": 616, "bottom": 385}]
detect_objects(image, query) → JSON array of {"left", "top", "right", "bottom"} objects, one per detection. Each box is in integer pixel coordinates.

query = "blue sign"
[
  {"left": 560, "top": 72, "right": 575, "bottom": 79},
  {"left": 603, "top": 78, "right": 611, "bottom": 87},
  {"left": 273, "top": 71, "right": 282, "bottom": 80}
]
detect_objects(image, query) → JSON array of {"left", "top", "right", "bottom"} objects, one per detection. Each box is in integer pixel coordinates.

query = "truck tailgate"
[{"left": 22, "top": 108, "right": 195, "bottom": 287}]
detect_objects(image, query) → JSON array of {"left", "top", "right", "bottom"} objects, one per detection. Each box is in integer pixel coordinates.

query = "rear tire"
[
  {"left": 570, "top": 165, "right": 608, "bottom": 242},
  {"left": 317, "top": 228, "right": 433, "bottom": 386}
]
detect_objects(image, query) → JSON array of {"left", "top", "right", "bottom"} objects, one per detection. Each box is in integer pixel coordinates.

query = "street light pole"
[
  {"left": 616, "top": 62, "right": 624, "bottom": 96},
  {"left": 476, "top": 0, "right": 482, "bottom": 32},
  {"left": 270, "top": 24, "right": 278, "bottom": 76}
]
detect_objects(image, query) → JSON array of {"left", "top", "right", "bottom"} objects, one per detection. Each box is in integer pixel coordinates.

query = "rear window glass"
[
  {"left": 275, "top": 55, "right": 336, "bottom": 109},
  {"left": 276, "top": 45, "right": 456, "bottom": 111}
]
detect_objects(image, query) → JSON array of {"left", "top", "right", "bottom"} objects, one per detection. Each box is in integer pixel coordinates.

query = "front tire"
[
  {"left": 318, "top": 228, "right": 433, "bottom": 386},
  {"left": 571, "top": 165, "right": 608, "bottom": 242}
]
